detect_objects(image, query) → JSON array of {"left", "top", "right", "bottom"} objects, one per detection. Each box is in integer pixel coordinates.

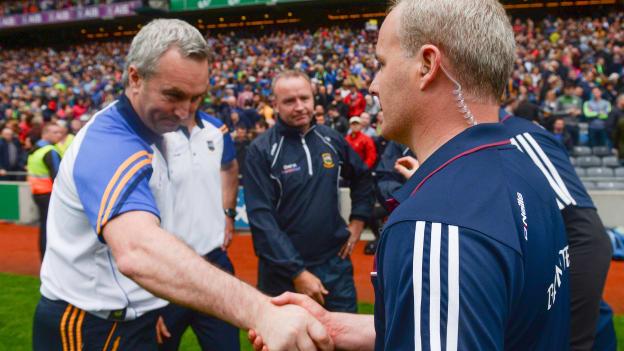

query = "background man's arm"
[{"left": 221, "top": 159, "right": 239, "bottom": 249}]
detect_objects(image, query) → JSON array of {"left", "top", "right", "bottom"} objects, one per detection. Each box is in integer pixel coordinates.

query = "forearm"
[
  {"left": 329, "top": 313, "right": 375, "bottom": 351},
  {"left": 105, "top": 213, "right": 268, "bottom": 330},
  {"left": 348, "top": 219, "right": 365, "bottom": 237},
  {"left": 221, "top": 160, "right": 239, "bottom": 209}
]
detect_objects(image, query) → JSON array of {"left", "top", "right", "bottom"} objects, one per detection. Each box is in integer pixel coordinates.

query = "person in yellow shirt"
[{"left": 27, "top": 123, "right": 63, "bottom": 260}]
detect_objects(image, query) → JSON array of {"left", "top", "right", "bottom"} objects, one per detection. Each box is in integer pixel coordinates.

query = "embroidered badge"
[{"left": 322, "top": 153, "right": 334, "bottom": 168}]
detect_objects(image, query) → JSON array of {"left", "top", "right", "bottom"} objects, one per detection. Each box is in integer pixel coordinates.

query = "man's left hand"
[
  {"left": 339, "top": 220, "right": 365, "bottom": 259},
  {"left": 222, "top": 217, "right": 234, "bottom": 250}
]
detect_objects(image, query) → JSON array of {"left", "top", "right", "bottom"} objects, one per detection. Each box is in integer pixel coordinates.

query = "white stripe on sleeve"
[
  {"left": 446, "top": 225, "right": 460, "bottom": 351},
  {"left": 522, "top": 133, "right": 576, "bottom": 205},
  {"left": 430, "top": 223, "right": 442, "bottom": 351},
  {"left": 515, "top": 134, "right": 573, "bottom": 206},
  {"left": 413, "top": 221, "right": 426, "bottom": 351}
]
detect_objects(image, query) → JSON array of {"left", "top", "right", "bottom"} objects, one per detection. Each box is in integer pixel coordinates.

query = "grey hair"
[
  {"left": 122, "top": 19, "right": 208, "bottom": 87},
  {"left": 390, "top": 0, "right": 515, "bottom": 101}
]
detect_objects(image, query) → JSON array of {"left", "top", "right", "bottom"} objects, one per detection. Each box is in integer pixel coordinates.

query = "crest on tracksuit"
[{"left": 322, "top": 153, "right": 334, "bottom": 168}]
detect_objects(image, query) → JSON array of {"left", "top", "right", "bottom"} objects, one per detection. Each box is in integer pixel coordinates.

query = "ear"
[
  {"left": 418, "top": 45, "right": 442, "bottom": 91},
  {"left": 127, "top": 65, "right": 142, "bottom": 92}
]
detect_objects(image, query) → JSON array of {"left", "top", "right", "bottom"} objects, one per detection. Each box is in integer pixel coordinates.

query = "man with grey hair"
[
  {"left": 251, "top": 1, "right": 570, "bottom": 350},
  {"left": 33, "top": 19, "right": 332, "bottom": 351}
]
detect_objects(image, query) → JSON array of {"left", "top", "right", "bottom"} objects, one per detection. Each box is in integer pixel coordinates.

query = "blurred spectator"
[
  {"left": 345, "top": 116, "right": 377, "bottom": 169},
  {"left": 314, "top": 84, "right": 332, "bottom": 109},
  {"left": 552, "top": 118, "right": 575, "bottom": 151},
  {"left": 69, "top": 117, "right": 85, "bottom": 135},
  {"left": 364, "top": 94, "right": 381, "bottom": 120},
  {"left": 2, "top": 13, "right": 624, "bottom": 164},
  {"left": 343, "top": 80, "right": 366, "bottom": 117},
  {"left": 556, "top": 83, "right": 583, "bottom": 143},
  {"left": 27, "top": 122, "right": 63, "bottom": 260},
  {"left": 0, "top": 127, "right": 26, "bottom": 180},
  {"left": 256, "top": 99, "right": 274, "bottom": 126},
  {"left": 253, "top": 119, "right": 269, "bottom": 138},
  {"left": 514, "top": 95, "right": 541, "bottom": 123},
  {"left": 314, "top": 105, "right": 327, "bottom": 126},
  {"left": 240, "top": 98, "right": 261, "bottom": 129},
  {"left": 373, "top": 111, "right": 388, "bottom": 159},
  {"left": 327, "top": 105, "right": 349, "bottom": 136},
  {"left": 359, "top": 112, "right": 377, "bottom": 138},
  {"left": 607, "top": 95, "right": 624, "bottom": 141},
  {"left": 615, "top": 114, "right": 624, "bottom": 161},
  {"left": 233, "top": 123, "right": 249, "bottom": 180},
  {"left": 584, "top": 87, "right": 612, "bottom": 146}
]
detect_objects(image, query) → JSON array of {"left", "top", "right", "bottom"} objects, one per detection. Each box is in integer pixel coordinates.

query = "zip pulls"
[{"left": 301, "top": 136, "right": 313, "bottom": 176}]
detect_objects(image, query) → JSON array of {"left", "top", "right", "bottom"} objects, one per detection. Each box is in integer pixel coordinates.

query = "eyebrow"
[{"left": 162, "top": 87, "right": 205, "bottom": 100}]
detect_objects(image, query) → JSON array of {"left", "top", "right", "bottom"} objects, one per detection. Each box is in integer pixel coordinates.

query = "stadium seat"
[
  {"left": 592, "top": 146, "right": 613, "bottom": 157},
  {"left": 573, "top": 146, "right": 592, "bottom": 156},
  {"left": 586, "top": 167, "right": 615, "bottom": 178},
  {"left": 583, "top": 181, "right": 597, "bottom": 190},
  {"left": 602, "top": 156, "right": 620, "bottom": 168},
  {"left": 576, "top": 156, "right": 602, "bottom": 168},
  {"left": 569, "top": 157, "right": 577, "bottom": 166},
  {"left": 615, "top": 168, "right": 624, "bottom": 178},
  {"left": 574, "top": 167, "right": 586, "bottom": 177},
  {"left": 596, "top": 182, "right": 624, "bottom": 190}
]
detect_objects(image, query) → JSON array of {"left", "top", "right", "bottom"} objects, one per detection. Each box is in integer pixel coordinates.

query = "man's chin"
[{"left": 156, "top": 121, "right": 182, "bottom": 134}]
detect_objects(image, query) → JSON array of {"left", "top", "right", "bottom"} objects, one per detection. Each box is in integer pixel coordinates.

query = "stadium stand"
[{"left": 1, "top": 4, "right": 624, "bottom": 184}]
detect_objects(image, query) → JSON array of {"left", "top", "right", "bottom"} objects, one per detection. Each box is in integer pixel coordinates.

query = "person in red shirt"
[
  {"left": 343, "top": 82, "right": 366, "bottom": 117},
  {"left": 345, "top": 116, "right": 377, "bottom": 169}
]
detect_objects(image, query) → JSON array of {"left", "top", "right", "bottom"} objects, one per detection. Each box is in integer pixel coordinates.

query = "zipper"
[
  {"left": 269, "top": 173, "right": 283, "bottom": 210},
  {"left": 301, "top": 136, "right": 313, "bottom": 176}
]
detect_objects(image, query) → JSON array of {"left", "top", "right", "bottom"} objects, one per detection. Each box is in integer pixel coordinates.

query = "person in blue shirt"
[
  {"left": 33, "top": 19, "right": 332, "bottom": 351},
  {"left": 250, "top": 0, "right": 570, "bottom": 350}
]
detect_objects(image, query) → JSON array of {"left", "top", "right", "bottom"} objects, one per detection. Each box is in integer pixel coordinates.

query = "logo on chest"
[
  {"left": 206, "top": 140, "right": 215, "bottom": 151},
  {"left": 282, "top": 163, "right": 301, "bottom": 174},
  {"left": 322, "top": 153, "right": 334, "bottom": 169},
  {"left": 516, "top": 192, "right": 528, "bottom": 241}
]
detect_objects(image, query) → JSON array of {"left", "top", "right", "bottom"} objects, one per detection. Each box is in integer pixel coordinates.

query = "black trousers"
[
  {"left": 33, "top": 193, "right": 51, "bottom": 261},
  {"left": 562, "top": 206, "right": 613, "bottom": 351}
]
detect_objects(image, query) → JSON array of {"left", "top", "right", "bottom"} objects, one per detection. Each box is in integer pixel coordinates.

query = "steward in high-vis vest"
[{"left": 27, "top": 123, "right": 63, "bottom": 260}]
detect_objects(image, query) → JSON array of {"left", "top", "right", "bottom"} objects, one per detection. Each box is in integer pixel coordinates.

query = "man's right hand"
[
  {"left": 293, "top": 270, "right": 329, "bottom": 305},
  {"left": 250, "top": 292, "right": 375, "bottom": 351},
  {"left": 253, "top": 302, "right": 334, "bottom": 351}
]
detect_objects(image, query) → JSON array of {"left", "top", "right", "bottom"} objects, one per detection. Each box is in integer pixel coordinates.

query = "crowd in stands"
[
  {"left": 0, "top": 0, "right": 125, "bottom": 16},
  {"left": 2, "top": 12, "right": 624, "bottom": 179}
]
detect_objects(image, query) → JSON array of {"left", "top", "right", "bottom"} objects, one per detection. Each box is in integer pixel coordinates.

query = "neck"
[
  {"left": 408, "top": 99, "right": 499, "bottom": 164},
  {"left": 184, "top": 117, "right": 197, "bottom": 133},
  {"left": 299, "top": 124, "right": 310, "bottom": 134}
]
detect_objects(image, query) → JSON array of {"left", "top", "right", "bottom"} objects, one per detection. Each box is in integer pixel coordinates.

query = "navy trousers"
[
  {"left": 258, "top": 255, "right": 357, "bottom": 313},
  {"left": 33, "top": 296, "right": 160, "bottom": 350}
]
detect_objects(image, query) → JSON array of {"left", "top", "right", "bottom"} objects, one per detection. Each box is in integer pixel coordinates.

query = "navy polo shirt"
[{"left": 374, "top": 123, "right": 570, "bottom": 350}]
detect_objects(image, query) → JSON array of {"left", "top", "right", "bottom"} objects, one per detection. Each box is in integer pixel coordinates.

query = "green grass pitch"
[{"left": 0, "top": 273, "right": 620, "bottom": 350}]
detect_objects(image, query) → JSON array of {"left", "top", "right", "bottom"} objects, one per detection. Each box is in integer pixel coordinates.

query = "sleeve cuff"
[
  {"left": 289, "top": 266, "right": 306, "bottom": 281},
  {"left": 349, "top": 214, "right": 369, "bottom": 223}
]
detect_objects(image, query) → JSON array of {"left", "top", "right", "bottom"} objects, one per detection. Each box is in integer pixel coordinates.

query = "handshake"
[{"left": 247, "top": 292, "right": 375, "bottom": 351}]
